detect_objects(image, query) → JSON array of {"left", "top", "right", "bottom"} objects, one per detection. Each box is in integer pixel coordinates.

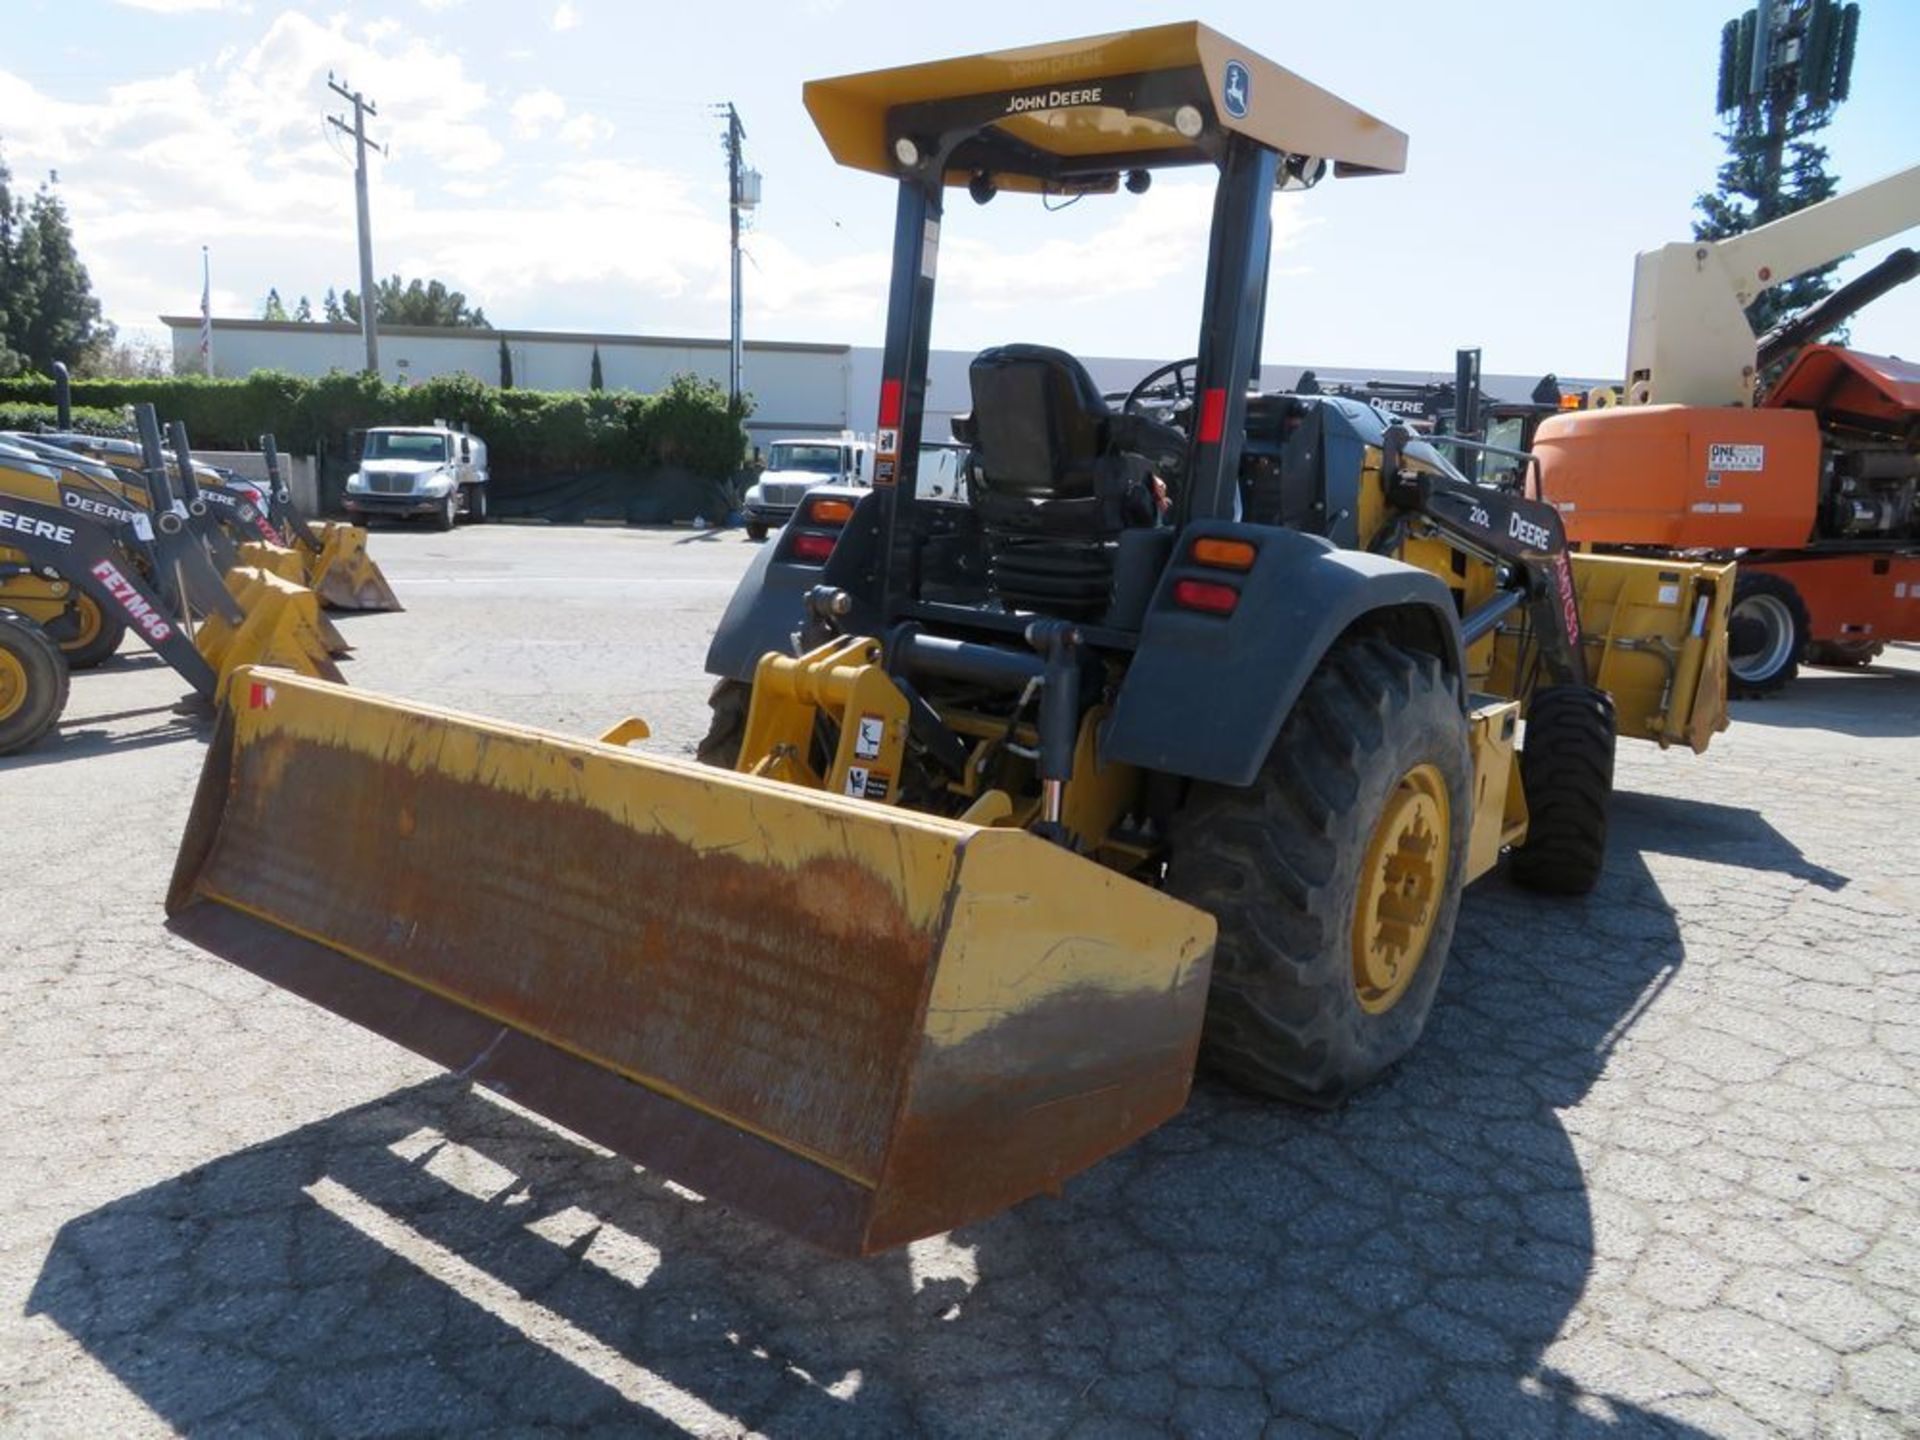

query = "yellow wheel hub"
[
  {"left": 1352, "top": 762, "right": 1449, "bottom": 1015},
  {"left": 0, "top": 647, "right": 27, "bottom": 724}
]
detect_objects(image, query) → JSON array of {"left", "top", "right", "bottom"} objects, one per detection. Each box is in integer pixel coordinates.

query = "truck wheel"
[
  {"left": 746, "top": 521, "right": 769, "bottom": 543},
  {"left": 1806, "top": 638, "right": 1882, "bottom": 668},
  {"left": 696, "top": 678, "right": 750, "bottom": 768},
  {"left": 1166, "top": 636, "right": 1472, "bottom": 1106},
  {"left": 0, "top": 608, "right": 71, "bottom": 756},
  {"left": 434, "top": 494, "right": 457, "bottom": 532},
  {"left": 1727, "top": 571, "right": 1808, "bottom": 697},
  {"left": 462, "top": 486, "right": 488, "bottom": 524},
  {"left": 1507, "top": 685, "right": 1616, "bottom": 896},
  {"left": 58, "top": 592, "right": 128, "bottom": 670}
]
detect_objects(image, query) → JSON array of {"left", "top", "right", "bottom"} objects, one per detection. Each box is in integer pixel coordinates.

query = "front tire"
[
  {"left": 0, "top": 608, "right": 71, "bottom": 756},
  {"left": 1166, "top": 637, "right": 1472, "bottom": 1106},
  {"left": 434, "top": 494, "right": 457, "bottom": 532},
  {"left": 1508, "top": 685, "right": 1615, "bottom": 895},
  {"left": 746, "top": 521, "right": 769, "bottom": 543},
  {"left": 58, "top": 592, "right": 127, "bottom": 670},
  {"left": 1727, "top": 571, "right": 1808, "bottom": 697}
]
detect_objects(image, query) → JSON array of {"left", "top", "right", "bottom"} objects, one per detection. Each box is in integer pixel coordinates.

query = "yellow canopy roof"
[{"left": 804, "top": 21, "right": 1407, "bottom": 187}]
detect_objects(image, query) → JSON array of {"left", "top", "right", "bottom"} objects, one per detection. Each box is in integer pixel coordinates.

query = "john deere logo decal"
[{"left": 1223, "top": 60, "right": 1250, "bottom": 118}]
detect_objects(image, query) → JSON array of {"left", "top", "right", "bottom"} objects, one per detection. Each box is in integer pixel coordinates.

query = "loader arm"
[{"left": 1624, "top": 161, "right": 1920, "bottom": 407}]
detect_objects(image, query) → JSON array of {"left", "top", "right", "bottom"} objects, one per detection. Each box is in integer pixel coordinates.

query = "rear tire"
[
  {"left": 58, "top": 592, "right": 127, "bottom": 670},
  {"left": 1807, "top": 638, "right": 1882, "bottom": 668},
  {"left": 1165, "top": 637, "right": 1472, "bottom": 1106},
  {"left": 696, "top": 678, "right": 751, "bottom": 769},
  {"left": 0, "top": 607, "right": 71, "bottom": 756},
  {"left": 1727, "top": 571, "right": 1808, "bottom": 697},
  {"left": 463, "top": 486, "right": 489, "bottom": 524},
  {"left": 1508, "top": 685, "right": 1615, "bottom": 896}
]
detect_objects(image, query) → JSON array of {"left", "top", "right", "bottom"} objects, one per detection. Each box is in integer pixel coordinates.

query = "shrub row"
[{"left": 0, "top": 370, "right": 752, "bottom": 480}]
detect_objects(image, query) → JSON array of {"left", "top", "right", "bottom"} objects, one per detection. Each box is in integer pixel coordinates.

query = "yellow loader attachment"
[
  {"left": 167, "top": 668, "right": 1215, "bottom": 1255},
  {"left": 304, "top": 522, "right": 403, "bottom": 612},
  {"left": 1488, "top": 553, "right": 1735, "bottom": 752},
  {"left": 194, "top": 569, "right": 345, "bottom": 688},
  {"left": 236, "top": 540, "right": 353, "bottom": 657}
]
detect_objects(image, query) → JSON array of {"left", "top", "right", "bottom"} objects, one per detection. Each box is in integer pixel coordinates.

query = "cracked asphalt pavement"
[{"left": 3, "top": 525, "right": 1917, "bottom": 1438}]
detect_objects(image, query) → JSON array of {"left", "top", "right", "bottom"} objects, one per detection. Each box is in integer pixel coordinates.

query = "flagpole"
[{"left": 199, "top": 246, "right": 214, "bottom": 377}]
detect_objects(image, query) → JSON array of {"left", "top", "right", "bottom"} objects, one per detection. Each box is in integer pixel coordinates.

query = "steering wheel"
[{"left": 1123, "top": 357, "right": 1198, "bottom": 418}]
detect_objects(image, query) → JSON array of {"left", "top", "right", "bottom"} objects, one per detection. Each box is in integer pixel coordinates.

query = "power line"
[{"left": 327, "top": 74, "right": 386, "bottom": 375}]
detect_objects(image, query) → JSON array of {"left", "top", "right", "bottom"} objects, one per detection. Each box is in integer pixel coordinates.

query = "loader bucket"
[
  {"left": 307, "top": 522, "right": 403, "bottom": 612},
  {"left": 167, "top": 669, "right": 1215, "bottom": 1255},
  {"left": 236, "top": 540, "right": 352, "bottom": 657},
  {"left": 194, "top": 569, "right": 346, "bottom": 688}
]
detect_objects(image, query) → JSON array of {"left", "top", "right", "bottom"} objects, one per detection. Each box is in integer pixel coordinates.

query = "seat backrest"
[{"left": 965, "top": 345, "right": 1112, "bottom": 500}]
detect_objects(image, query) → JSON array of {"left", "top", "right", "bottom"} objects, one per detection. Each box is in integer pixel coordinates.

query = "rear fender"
[
  {"left": 704, "top": 486, "right": 884, "bottom": 682},
  {"left": 1103, "top": 522, "right": 1464, "bottom": 787}
]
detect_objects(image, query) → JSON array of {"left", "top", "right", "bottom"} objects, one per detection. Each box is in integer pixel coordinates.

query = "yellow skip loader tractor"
[{"left": 166, "top": 25, "right": 1733, "bottom": 1256}]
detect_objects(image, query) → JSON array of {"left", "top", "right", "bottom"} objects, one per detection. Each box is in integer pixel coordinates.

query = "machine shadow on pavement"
[
  {"left": 1, "top": 703, "right": 208, "bottom": 771},
  {"left": 1726, "top": 655, "right": 1920, "bottom": 739},
  {"left": 28, "top": 799, "right": 1732, "bottom": 1438}
]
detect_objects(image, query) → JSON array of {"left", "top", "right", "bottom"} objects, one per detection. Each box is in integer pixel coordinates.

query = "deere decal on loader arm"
[
  {"left": 0, "top": 406, "right": 343, "bottom": 755},
  {"left": 166, "top": 23, "right": 1732, "bottom": 1256}
]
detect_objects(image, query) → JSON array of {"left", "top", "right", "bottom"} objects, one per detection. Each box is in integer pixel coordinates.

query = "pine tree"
[
  {"left": 589, "top": 345, "right": 604, "bottom": 390},
  {"left": 261, "top": 287, "right": 289, "bottom": 321},
  {"left": 498, "top": 336, "right": 513, "bottom": 389},
  {"left": 0, "top": 146, "right": 24, "bottom": 375},
  {"left": 13, "top": 180, "right": 111, "bottom": 371},
  {"left": 323, "top": 286, "right": 343, "bottom": 322},
  {"left": 1695, "top": 1, "right": 1862, "bottom": 336},
  {"left": 293, "top": 294, "right": 313, "bottom": 323}
]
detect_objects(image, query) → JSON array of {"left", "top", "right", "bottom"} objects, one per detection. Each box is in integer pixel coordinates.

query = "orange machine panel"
[
  {"left": 1766, "top": 345, "right": 1920, "bottom": 428},
  {"left": 1534, "top": 405, "right": 1821, "bottom": 550},
  {"left": 1748, "top": 552, "right": 1920, "bottom": 645}
]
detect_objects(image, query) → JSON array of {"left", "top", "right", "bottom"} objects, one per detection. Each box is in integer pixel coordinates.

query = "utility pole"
[
  {"left": 717, "top": 103, "right": 760, "bottom": 409},
  {"left": 327, "top": 74, "right": 385, "bottom": 376}
]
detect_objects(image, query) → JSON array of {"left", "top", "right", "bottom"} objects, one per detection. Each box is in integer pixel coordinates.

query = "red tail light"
[
  {"left": 1172, "top": 578, "right": 1238, "bottom": 615},
  {"left": 790, "top": 532, "right": 836, "bottom": 564}
]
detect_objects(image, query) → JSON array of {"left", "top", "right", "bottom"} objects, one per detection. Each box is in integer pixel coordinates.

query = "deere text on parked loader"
[{"left": 167, "top": 23, "right": 1733, "bottom": 1256}]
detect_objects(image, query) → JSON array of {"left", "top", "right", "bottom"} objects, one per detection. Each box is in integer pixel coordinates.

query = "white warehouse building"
[{"left": 163, "top": 316, "right": 1587, "bottom": 454}]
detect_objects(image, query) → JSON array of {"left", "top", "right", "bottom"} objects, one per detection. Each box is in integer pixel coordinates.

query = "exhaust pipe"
[{"left": 51, "top": 361, "right": 70, "bottom": 429}]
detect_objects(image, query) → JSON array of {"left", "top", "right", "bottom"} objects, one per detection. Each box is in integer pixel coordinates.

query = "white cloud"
[
  {"left": 557, "top": 112, "right": 613, "bottom": 149},
  {"left": 509, "top": 89, "right": 566, "bottom": 138},
  {"left": 550, "top": 2, "right": 581, "bottom": 31},
  {"left": 112, "top": 0, "right": 235, "bottom": 11}
]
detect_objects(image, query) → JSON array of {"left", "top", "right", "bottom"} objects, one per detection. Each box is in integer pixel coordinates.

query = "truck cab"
[
  {"left": 742, "top": 436, "right": 872, "bottom": 540},
  {"left": 344, "top": 423, "right": 490, "bottom": 530}
]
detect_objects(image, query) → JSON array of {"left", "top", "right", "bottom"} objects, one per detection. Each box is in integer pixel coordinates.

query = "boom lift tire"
[
  {"left": 1507, "top": 685, "right": 1616, "bottom": 896},
  {"left": 1727, "top": 571, "right": 1809, "bottom": 697},
  {"left": 59, "top": 593, "right": 127, "bottom": 671},
  {"left": 1807, "top": 638, "right": 1884, "bottom": 668},
  {"left": 695, "top": 678, "right": 751, "bottom": 768},
  {"left": 0, "top": 607, "right": 71, "bottom": 756},
  {"left": 1166, "top": 636, "right": 1471, "bottom": 1107}
]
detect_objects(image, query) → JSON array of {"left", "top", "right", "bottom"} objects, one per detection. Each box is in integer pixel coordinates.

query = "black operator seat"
[{"left": 951, "top": 344, "right": 1171, "bottom": 618}]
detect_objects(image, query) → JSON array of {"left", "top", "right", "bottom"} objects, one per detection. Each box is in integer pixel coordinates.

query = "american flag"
[{"left": 198, "top": 247, "right": 213, "bottom": 376}]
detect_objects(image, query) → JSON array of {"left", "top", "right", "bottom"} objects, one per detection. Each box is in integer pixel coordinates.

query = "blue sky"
[{"left": 3, "top": 0, "right": 1915, "bottom": 379}]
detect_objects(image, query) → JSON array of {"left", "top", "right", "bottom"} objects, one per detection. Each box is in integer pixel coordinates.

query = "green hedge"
[
  {"left": 0, "top": 403, "right": 130, "bottom": 436},
  {"left": 0, "top": 370, "right": 752, "bottom": 480}
]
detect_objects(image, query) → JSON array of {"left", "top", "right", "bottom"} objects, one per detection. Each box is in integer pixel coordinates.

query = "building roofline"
[{"left": 157, "top": 316, "right": 851, "bottom": 356}]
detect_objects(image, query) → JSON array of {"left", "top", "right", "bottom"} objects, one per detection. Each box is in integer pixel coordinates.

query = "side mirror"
[{"left": 459, "top": 439, "right": 471, "bottom": 462}]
